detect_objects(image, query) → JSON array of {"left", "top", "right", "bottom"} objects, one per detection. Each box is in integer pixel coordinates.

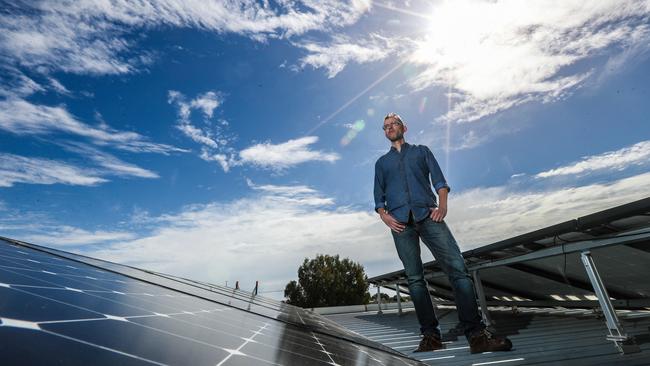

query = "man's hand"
[
  {"left": 429, "top": 206, "right": 447, "bottom": 222},
  {"left": 379, "top": 211, "right": 406, "bottom": 232}
]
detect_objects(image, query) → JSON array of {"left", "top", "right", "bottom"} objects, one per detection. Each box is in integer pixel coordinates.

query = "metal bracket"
[
  {"left": 377, "top": 284, "right": 383, "bottom": 314},
  {"left": 395, "top": 284, "right": 403, "bottom": 315},
  {"left": 580, "top": 251, "right": 640, "bottom": 354},
  {"left": 472, "top": 270, "right": 494, "bottom": 328}
]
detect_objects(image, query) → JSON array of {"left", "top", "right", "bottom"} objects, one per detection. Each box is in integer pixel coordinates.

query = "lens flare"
[
  {"left": 418, "top": 96, "right": 428, "bottom": 114},
  {"left": 341, "top": 120, "right": 366, "bottom": 146}
]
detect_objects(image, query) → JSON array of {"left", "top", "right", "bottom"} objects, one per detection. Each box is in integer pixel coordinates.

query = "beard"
[{"left": 387, "top": 130, "right": 404, "bottom": 142}]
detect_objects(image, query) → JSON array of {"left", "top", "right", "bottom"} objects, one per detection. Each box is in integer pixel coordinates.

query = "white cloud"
[
  {"left": 0, "top": 153, "right": 107, "bottom": 187},
  {"left": 290, "top": 1, "right": 650, "bottom": 127},
  {"left": 0, "top": 66, "right": 45, "bottom": 98},
  {"left": 176, "top": 122, "right": 220, "bottom": 149},
  {"left": 2, "top": 0, "right": 647, "bottom": 129},
  {"left": 199, "top": 150, "right": 238, "bottom": 173},
  {"left": 298, "top": 34, "right": 403, "bottom": 77},
  {"left": 168, "top": 90, "right": 226, "bottom": 149},
  {"left": 0, "top": 143, "right": 159, "bottom": 188},
  {"left": 0, "top": 1, "right": 371, "bottom": 76},
  {"left": 247, "top": 179, "right": 335, "bottom": 206},
  {"left": 21, "top": 226, "right": 136, "bottom": 247},
  {"left": 61, "top": 143, "right": 159, "bottom": 179},
  {"left": 239, "top": 136, "right": 340, "bottom": 170},
  {"left": 94, "top": 157, "right": 159, "bottom": 179},
  {"left": 190, "top": 92, "right": 222, "bottom": 119},
  {"left": 168, "top": 90, "right": 239, "bottom": 171},
  {"left": 536, "top": 140, "right": 650, "bottom": 178},
  {"left": 48, "top": 77, "right": 71, "bottom": 95},
  {"left": 0, "top": 98, "right": 185, "bottom": 154},
  {"left": 71, "top": 170, "right": 650, "bottom": 298},
  {"left": 168, "top": 90, "right": 223, "bottom": 119},
  {"left": 169, "top": 91, "right": 341, "bottom": 172},
  {"left": 85, "top": 182, "right": 392, "bottom": 295},
  {"left": 448, "top": 172, "right": 650, "bottom": 247},
  {"left": 407, "top": 0, "right": 650, "bottom": 123}
]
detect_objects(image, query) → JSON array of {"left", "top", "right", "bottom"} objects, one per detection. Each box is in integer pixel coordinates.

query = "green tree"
[
  {"left": 391, "top": 294, "right": 410, "bottom": 302},
  {"left": 371, "top": 292, "right": 390, "bottom": 303},
  {"left": 284, "top": 254, "right": 370, "bottom": 308}
]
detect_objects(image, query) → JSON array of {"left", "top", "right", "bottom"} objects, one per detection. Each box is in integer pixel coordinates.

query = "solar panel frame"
[
  {"left": 369, "top": 197, "right": 650, "bottom": 309},
  {"left": 0, "top": 237, "right": 427, "bottom": 366}
]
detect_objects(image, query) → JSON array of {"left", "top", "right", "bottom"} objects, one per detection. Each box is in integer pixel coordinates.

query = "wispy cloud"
[
  {"left": 21, "top": 226, "right": 136, "bottom": 247},
  {"left": 169, "top": 91, "right": 340, "bottom": 172},
  {"left": 239, "top": 136, "right": 340, "bottom": 171},
  {"left": 168, "top": 91, "right": 223, "bottom": 120},
  {"left": 47, "top": 77, "right": 71, "bottom": 95},
  {"left": 0, "top": 145, "right": 160, "bottom": 188},
  {"left": 298, "top": 0, "right": 650, "bottom": 125},
  {"left": 0, "top": 67, "right": 72, "bottom": 98},
  {"left": 246, "top": 179, "right": 335, "bottom": 206},
  {"left": 449, "top": 172, "right": 650, "bottom": 247},
  {"left": 86, "top": 181, "right": 390, "bottom": 293},
  {"left": 0, "top": 66, "right": 45, "bottom": 98},
  {"left": 0, "top": 98, "right": 185, "bottom": 154},
  {"left": 0, "top": 153, "right": 107, "bottom": 187},
  {"left": 297, "top": 34, "right": 404, "bottom": 77},
  {"left": 61, "top": 142, "right": 159, "bottom": 179},
  {"left": 168, "top": 90, "right": 227, "bottom": 149},
  {"left": 168, "top": 90, "right": 238, "bottom": 171},
  {"left": 68, "top": 170, "right": 650, "bottom": 297},
  {"left": 0, "top": 1, "right": 371, "bottom": 76},
  {"left": 2, "top": 0, "right": 647, "bottom": 129},
  {"left": 199, "top": 150, "right": 239, "bottom": 173},
  {"left": 406, "top": 0, "right": 650, "bottom": 123},
  {"left": 189, "top": 91, "right": 222, "bottom": 119},
  {"left": 536, "top": 140, "right": 650, "bottom": 178}
]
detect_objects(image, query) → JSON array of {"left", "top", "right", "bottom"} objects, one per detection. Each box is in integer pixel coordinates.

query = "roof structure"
[
  {"left": 2, "top": 197, "right": 649, "bottom": 365},
  {"left": 368, "top": 197, "right": 650, "bottom": 359},
  {"left": 0, "top": 236, "right": 426, "bottom": 366},
  {"left": 325, "top": 306, "right": 650, "bottom": 365}
]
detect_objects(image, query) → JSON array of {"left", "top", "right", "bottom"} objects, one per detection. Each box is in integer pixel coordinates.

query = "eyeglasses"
[{"left": 382, "top": 121, "right": 402, "bottom": 130}]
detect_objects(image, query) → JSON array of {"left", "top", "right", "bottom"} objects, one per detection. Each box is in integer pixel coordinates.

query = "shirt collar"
[{"left": 390, "top": 142, "right": 410, "bottom": 153}]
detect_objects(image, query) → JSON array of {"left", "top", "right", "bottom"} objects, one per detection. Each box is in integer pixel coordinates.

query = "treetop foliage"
[{"left": 284, "top": 254, "right": 370, "bottom": 308}]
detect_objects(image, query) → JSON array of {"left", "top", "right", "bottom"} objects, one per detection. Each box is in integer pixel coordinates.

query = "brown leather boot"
[
  {"left": 414, "top": 334, "right": 445, "bottom": 352},
  {"left": 469, "top": 329, "right": 513, "bottom": 354}
]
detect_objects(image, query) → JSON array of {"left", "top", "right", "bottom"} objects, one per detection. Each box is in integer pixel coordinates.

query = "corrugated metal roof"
[
  {"left": 366, "top": 198, "right": 650, "bottom": 359},
  {"left": 326, "top": 306, "right": 650, "bottom": 365}
]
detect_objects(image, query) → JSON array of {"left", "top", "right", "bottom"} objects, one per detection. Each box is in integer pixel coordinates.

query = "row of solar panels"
[
  {"left": 369, "top": 197, "right": 650, "bottom": 309},
  {"left": 0, "top": 236, "right": 426, "bottom": 365}
]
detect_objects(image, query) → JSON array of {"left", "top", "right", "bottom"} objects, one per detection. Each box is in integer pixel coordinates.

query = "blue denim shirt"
[{"left": 374, "top": 143, "right": 450, "bottom": 223}]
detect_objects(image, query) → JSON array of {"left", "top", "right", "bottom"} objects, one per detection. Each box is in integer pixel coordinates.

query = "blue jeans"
[{"left": 391, "top": 215, "right": 484, "bottom": 339}]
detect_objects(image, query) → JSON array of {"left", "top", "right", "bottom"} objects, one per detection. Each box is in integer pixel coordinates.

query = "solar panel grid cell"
[{"left": 0, "top": 238, "right": 426, "bottom": 366}]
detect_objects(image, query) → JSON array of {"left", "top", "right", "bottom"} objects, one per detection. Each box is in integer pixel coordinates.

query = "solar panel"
[
  {"left": 369, "top": 197, "right": 650, "bottom": 309},
  {"left": 0, "top": 237, "right": 426, "bottom": 366},
  {"left": 368, "top": 198, "right": 650, "bottom": 354}
]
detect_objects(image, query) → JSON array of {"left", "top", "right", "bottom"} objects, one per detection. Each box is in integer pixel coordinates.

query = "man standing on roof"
[{"left": 374, "top": 112, "right": 512, "bottom": 354}]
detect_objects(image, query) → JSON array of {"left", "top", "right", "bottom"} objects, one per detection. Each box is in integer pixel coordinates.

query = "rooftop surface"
[{"left": 326, "top": 306, "right": 650, "bottom": 365}]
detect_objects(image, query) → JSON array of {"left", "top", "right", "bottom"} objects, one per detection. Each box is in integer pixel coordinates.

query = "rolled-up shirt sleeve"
[
  {"left": 374, "top": 160, "right": 386, "bottom": 211},
  {"left": 424, "top": 147, "right": 451, "bottom": 193}
]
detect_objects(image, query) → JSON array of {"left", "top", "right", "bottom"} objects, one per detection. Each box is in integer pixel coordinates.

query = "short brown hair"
[{"left": 384, "top": 112, "right": 404, "bottom": 125}]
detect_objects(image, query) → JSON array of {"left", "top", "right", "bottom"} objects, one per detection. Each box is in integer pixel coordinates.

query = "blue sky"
[{"left": 1, "top": 0, "right": 649, "bottom": 298}]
